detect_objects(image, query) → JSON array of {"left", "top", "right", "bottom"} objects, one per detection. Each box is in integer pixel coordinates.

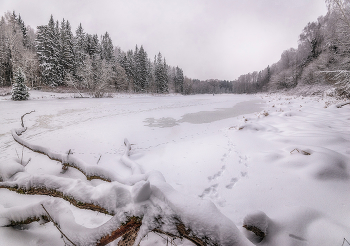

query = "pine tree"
[
  {"left": 174, "top": 66, "right": 184, "bottom": 93},
  {"left": 154, "top": 53, "right": 168, "bottom": 93},
  {"left": 133, "top": 45, "right": 140, "bottom": 92},
  {"left": 0, "top": 16, "right": 13, "bottom": 86},
  {"left": 120, "top": 50, "right": 135, "bottom": 91},
  {"left": 60, "top": 19, "right": 75, "bottom": 81},
  {"left": 74, "top": 23, "right": 87, "bottom": 79},
  {"left": 36, "top": 15, "right": 61, "bottom": 86},
  {"left": 86, "top": 34, "right": 100, "bottom": 57},
  {"left": 135, "top": 45, "right": 148, "bottom": 92},
  {"left": 146, "top": 58, "right": 154, "bottom": 93},
  {"left": 12, "top": 67, "right": 29, "bottom": 100},
  {"left": 101, "top": 32, "right": 115, "bottom": 62},
  {"left": 17, "top": 14, "right": 29, "bottom": 49}
]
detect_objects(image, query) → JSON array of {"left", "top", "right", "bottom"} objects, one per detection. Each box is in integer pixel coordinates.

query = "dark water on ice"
[{"left": 144, "top": 99, "right": 264, "bottom": 128}]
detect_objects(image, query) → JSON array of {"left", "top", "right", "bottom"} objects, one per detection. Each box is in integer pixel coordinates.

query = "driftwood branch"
[{"left": 20, "top": 110, "right": 35, "bottom": 128}]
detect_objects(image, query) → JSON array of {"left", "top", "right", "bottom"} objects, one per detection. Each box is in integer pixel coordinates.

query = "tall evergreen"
[
  {"left": 60, "top": 19, "right": 75, "bottom": 80},
  {"left": 101, "top": 32, "right": 115, "bottom": 62},
  {"left": 133, "top": 45, "right": 148, "bottom": 92},
  {"left": 86, "top": 34, "right": 100, "bottom": 57},
  {"left": 174, "top": 66, "right": 184, "bottom": 93},
  {"left": 154, "top": 52, "right": 168, "bottom": 93},
  {"left": 0, "top": 16, "right": 13, "bottom": 86},
  {"left": 137, "top": 45, "right": 148, "bottom": 92},
  {"left": 74, "top": 23, "right": 87, "bottom": 79},
  {"left": 146, "top": 58, "right": 154, "bottom": 92},
  {"left": 120, "top": 50, "right": 135, "bottom": 90},
  {"left": 17, "top": 14, "right": 29, "bottom": 49},
  {"left": 36, "top": 15, "right": 61, "bottom": 86},
  {"left": 12, "top": 67, "right": 29, "bottom": 100}
]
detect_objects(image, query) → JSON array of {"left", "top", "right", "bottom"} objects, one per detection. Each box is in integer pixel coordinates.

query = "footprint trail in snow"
[{"left": 199, "top": 129, "right": 249, "bottom": 207}]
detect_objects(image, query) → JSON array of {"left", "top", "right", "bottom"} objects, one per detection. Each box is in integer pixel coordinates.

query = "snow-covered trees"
[
  {"left": 1, "top": 11, "right": 187, "bottom": 96},
  {"left": 229, "top": 2, "right": 350, "bottom": 97},
  {"left": 11, "top": 67, "right": 29, "bottom": 100}
]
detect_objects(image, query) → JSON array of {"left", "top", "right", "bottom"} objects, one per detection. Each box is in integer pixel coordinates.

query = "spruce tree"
[
  {"left": 154, "top": 53, "right": 168, "bottom": 93},
  {"left": 74, "top": 23, "right": 87, "bottom": 78},
  {"left": 136, "top": 45, "right": 148, "bottom": 92},
  {"left": 86, "top": 34, "right": 100, "bottom": 57},
  {"left": 17, "top": 14, "right": 29, "bottom": 49},
  {"left": 0, "top": 16, "right": 13, "bottom": 86},
  {"left": 175, "top": 66, "right": 184, "bottom": 93},
  {"left": 60, "top": 19, "right": 75, "bottom": 81},
  {"left": 101, "top": 32, "right": 115, "bottom": 62},
  {"left": 12, "top": 68, "right": 29, "bottom": 100},
  {"left": 36, "top": 15, "right": 61, "bottom": 86}
]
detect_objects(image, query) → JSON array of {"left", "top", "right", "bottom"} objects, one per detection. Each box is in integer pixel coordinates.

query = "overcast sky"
[{"left": 1, "top": 0, "right": 328, "bottom": 80}]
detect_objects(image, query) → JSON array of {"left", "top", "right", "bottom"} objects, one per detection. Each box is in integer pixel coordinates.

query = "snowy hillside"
[{"left": 0, "top": 92, "right": 349, "bottom": 245}]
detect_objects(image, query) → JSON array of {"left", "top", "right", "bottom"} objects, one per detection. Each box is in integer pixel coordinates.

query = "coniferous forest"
[
  {"left": 0, "top": 12, "right": 184, "bottom": 97},
  {"left": 0, "top": 0, "right": 350, "bottom": 98}
]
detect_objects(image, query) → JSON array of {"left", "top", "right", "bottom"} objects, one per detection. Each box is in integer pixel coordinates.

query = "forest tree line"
[
  {"left": 1, "top": 0, "right": 350, "bottom": 98},
  {"left": 229, "top": 0, "right": 350, "bottom": 97},
  {"left": 0, "top": 12, "right": 184, "bottom": 97},
  {"left": 165, "top": 0, "right": 350, "bottom": 97}
]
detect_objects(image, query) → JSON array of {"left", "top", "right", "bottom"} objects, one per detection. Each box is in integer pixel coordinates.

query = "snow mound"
[
  {"left": 243, "top": 210, "right": 269, "bottom": 235},
  {"left": 0, "top": 160, "right": 24, "bottom": 181},
  {"left": 132, "top": 180, "right": 152, "bottom": 202},
  {"left": 287, "top": 147, "right": 349, "bottom": 180},
  {"left": 238, "top": 122, "right": 278, "bottom": 132},
  {"left": 243, "top": 211, "right": 269, "bottom": 243}
]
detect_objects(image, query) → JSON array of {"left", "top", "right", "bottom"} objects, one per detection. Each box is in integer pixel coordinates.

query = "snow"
[
  {"left": 0, "top": 92, "right": 350, "bottom": 245},
  {"left": 243, "top": 211, "right": 269, "bottom": 235}
]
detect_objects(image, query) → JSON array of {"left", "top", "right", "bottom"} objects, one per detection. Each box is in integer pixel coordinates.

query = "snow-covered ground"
[{"left": 0, "top": 91, "right": 349, "bottom": 245}]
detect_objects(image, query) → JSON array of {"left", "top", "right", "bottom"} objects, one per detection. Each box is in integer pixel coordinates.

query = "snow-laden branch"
[
  {"left": 121, "top": 138, "right": 144, "bottom": 175},
  {"left": 0, "top": 171, "right": 131, "bottom": 215},
  {"left": 0, "top": 198, "right": 142, "bottom": 246},
  {"left": 11, "top": 127, "right": 147, "bottom": 185}
]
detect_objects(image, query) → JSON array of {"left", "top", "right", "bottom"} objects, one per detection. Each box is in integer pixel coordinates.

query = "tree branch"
[
  {"left": 20, "top": 110, "right": 35, "bottom": 128},
  {"left": 41, "top": 204, "right": 77, "bottom": 246}
]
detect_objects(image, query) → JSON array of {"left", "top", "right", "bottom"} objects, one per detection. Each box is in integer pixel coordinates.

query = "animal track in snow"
[
  {"left": 208, "top": 165, "right": 226, "bottom": 181},
  {"left": 225, "top": 177, "right": 238, "bottom": 189},
  {"left": 199, "top": 183, "right": 226, "bottom": 207}
]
